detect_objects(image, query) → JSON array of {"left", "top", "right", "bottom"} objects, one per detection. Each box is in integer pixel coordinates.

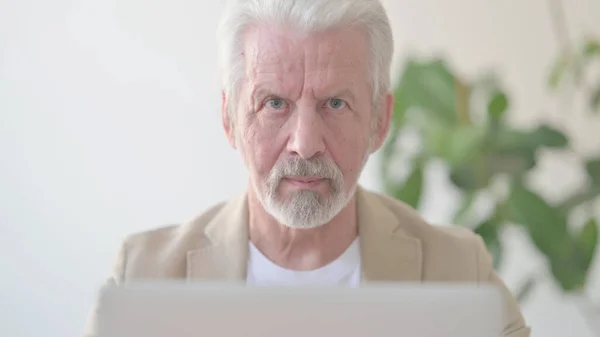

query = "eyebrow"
[
  {"left": 320, "top": 88, "right": 356, "bottom": 103},
  {"left": 250, "top": 87, "right": 286, "bottom": 104},
  {"left": 252, "top": 87, "right": 273, "bottom": 100},
  {"left": 250, "top": 86, "right": 356, "bottom": 104}
]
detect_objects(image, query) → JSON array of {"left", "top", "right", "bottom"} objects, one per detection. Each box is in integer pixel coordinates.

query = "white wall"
[{"left": 1, "top": 1, "right": 599, "bottom": 336}]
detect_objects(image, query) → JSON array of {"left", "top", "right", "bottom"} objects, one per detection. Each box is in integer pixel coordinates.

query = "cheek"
[
  {"left": 325, "top": 119, "right": 371, "bottom": 177},
  {"left": 239, "top": 121, "right": 282, "bottom": 177}
]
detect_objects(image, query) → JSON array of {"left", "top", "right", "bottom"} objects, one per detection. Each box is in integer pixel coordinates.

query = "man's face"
[{"left": 223, "top": 26, "right": 390, "bottom": 229}]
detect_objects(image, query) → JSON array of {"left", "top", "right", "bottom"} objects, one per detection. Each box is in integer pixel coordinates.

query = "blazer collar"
[
  {"left": 186, "top": 192, "right": 249, "bottom": 282},
  {"left": 355, "top": 187, "right": 423, "bottom": 283},
  {"left": 186, "top": 186, "right": 423, "bottom": 283}
]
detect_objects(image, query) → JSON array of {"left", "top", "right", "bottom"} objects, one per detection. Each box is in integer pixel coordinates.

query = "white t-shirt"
[{"left": 246, "top": 238, "right": 361, "bottom": 287}]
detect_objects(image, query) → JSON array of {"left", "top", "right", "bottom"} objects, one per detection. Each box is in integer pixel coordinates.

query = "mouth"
[{"left": 283, "top": 176, "right": 326, "bottom": 188}]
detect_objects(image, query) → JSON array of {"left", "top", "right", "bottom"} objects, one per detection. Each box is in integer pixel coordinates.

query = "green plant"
[{"left": 381, "top": 37, "right": 600, "bottom": 301}]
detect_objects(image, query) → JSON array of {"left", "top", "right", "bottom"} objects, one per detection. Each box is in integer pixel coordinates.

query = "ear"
[
  {"left": 222, "top": 91, "right": 237, "bottom": 149},
  {"left": 370, "top": 92, "right": 393, "bottom": 152}
]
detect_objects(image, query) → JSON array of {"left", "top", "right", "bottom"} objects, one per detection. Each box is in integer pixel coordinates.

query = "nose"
[{"left": 286, "top": 106, "right": 326, "bottom": 159}]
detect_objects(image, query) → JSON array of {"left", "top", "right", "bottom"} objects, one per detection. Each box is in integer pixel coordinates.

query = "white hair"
[{"left": 217, "top": 0, "right": 394, "bottom": 120}]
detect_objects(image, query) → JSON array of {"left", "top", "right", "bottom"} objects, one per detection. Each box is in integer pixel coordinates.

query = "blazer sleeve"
[
  {"left": 473, "top": 234, "right": 531, "bottom": 337},
  {"left": 81, "top": 240, "right": 129, "bottom": 337}
]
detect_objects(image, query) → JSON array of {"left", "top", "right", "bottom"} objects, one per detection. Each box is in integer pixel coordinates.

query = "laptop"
[{"left": 95, "top": 282, "right": 505, "bottom": 337}]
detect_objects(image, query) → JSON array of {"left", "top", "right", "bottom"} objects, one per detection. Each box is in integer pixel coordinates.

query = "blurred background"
[{"left": 1, "top": 0, "right": 599, "bottom": 336}]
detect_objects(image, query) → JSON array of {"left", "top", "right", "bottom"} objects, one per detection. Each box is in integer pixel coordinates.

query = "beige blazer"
[{"left": 84, "top": 187, "right": 530, "bottom": 337}]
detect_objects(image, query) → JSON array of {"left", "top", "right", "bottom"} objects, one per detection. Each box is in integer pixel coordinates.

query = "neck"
[{"left": 247, "top": 188, "right": 358, "bottom": 271}]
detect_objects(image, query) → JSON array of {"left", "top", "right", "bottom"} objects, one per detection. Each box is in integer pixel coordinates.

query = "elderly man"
[{"left": 85, "top": 0, "right": 530, "bottom": 336}]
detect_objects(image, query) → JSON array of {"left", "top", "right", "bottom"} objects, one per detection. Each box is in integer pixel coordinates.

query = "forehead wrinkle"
[
  {"left": 257, "top": 52, "right": 306, "bottom": 100},
  {"left": 244, "top": 26, "right": 370, "bottom": 104}
]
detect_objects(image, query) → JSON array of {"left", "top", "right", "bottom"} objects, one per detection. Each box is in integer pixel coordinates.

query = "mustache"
[{"left": 270, "top": 156, "right": 342, "bottom": 182}]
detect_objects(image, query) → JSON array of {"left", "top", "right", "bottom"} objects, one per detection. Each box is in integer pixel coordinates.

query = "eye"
[
  {"left": 265, "top": 98, "right": 288, "bottom": 111},
  {"left": 325, "top": 98, "right": 347, "bottom": 110}
]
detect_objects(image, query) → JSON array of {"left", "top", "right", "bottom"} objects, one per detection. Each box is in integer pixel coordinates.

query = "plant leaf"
[
  {"left": 380, "top": 123, "right": 400, "bottom": 184},
  {"left": 443, "top": 125, "right": 487, "bottom": 167},
  {"left": 558, "top": 187, "right": 600, "bottom": 213},
  {"left": 576, "top": 218, "right": 599, "bottom": 273},
  {"left": 583, "top": 40, "right": 600, "bottom": 58},
  {"left": 393, "top": 166, "right": 424, "bottom": 209},
  {"left": 487, "top": 149, "right": 536, "bottom": 175},
  {"left": 548, "top": 54, "right": 569, "bottom": 89},
  {"left": 549, "top": 253, "right": 587, "bottom": 292},
  {"left": 474, "top": 218, "right": 504, "bottom": 270},
  {"left": 508, "top": 187, "right": 588, "bottom": 291},
  {"left": 488, "top": 91, "right": 509, "bottom": 120},
  {"left": 494, "top": 124, "right": 568, "bottom": 152},
  {"left": 453, "top": 192, "right": 477, "bottom": 225},
  {"left": 486, "top": 124, "right": 567, "bottom": 175},
  {"left": 529, "top": 125, "right": 569, "bottom": 148},
  {"left": 417, "top": 117, "right": 453, "bottom": 157},
  {"left": 507, "top": 184, "right": 569, "bottom": 258},
  {"left": 586, "top": 157, "right": 600, "bottom": 186},
  {"left": 450, "top": 165, "right": 483, "bottom": 191},
  {"left": 590, "top": 87, "right": 600, "bottom": 113},
  {"left": 395, "top": 58, "right": 460, "bottom": 124},
  {"left": 391, "top": 84, "right": 410, "bottom": 127},
  {"left": 516, "top": 277, "right": 537, "bottom": 303},
  {"left": 549, "top": 219, "right": 598, "bottom": 292}
]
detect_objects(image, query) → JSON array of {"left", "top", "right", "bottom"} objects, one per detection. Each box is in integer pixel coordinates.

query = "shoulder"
[
  {"left": 363, "top": 189, "right": 490, "bottom": 281},
  {"left": 363, "top": 189, "right": 529, "bottom": 334},
  {"left": 364, "top": 189, "right": 483, "bottom": 245},
  {"left": 115, "top": 200, "right": 229, "bottom": 279},
  {"left": 124, "top": 200, "right": 226, "bottom": 249}
]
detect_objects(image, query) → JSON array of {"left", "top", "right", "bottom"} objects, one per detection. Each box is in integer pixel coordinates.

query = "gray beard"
[
  {"left": 261, "top": 185, "right": 355, "bottom": 229},
  {"left": 253, "top": 150, "right": 370, "bottom": 229}
]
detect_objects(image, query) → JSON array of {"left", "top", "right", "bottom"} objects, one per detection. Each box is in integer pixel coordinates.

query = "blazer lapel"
[
  {"left": 186, "top": 193, "right": 249, "bottom": 282},
  {"left": 185, "top": 187, "right": 423, "bottom": 283},
  {"left": 357, "top": 188, "right": 423, "bottom": 283}
]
